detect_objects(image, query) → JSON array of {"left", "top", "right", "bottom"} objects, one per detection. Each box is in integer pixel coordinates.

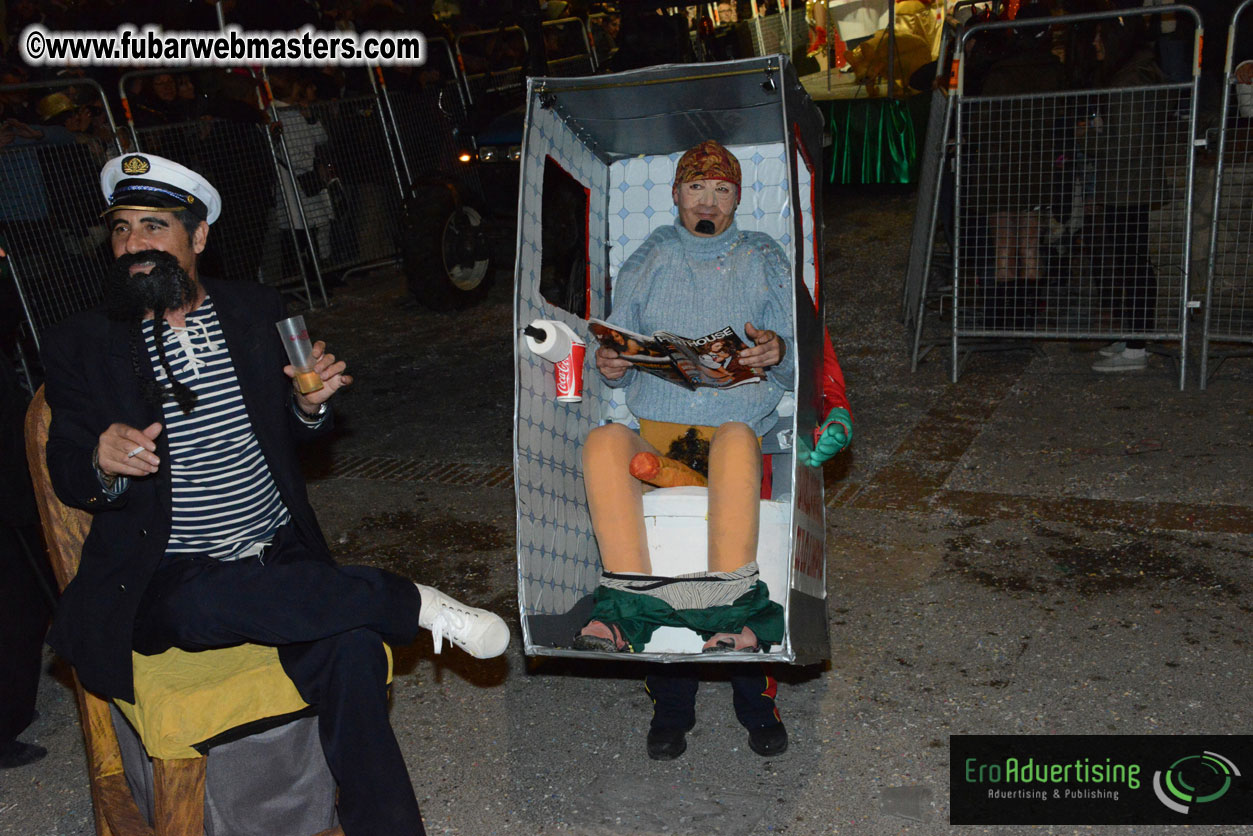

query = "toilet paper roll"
[{"left": 524, "top": 319, "right": 583, "bottom": 363}]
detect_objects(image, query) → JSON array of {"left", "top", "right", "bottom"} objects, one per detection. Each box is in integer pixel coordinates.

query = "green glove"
[{"left": 803, "top": 407, "right": 852, "bottom": 467}]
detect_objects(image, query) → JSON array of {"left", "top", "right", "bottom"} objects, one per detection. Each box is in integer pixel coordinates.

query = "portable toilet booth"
[{"left": 514, "top": 55, "right": 830, "bottom": 665}]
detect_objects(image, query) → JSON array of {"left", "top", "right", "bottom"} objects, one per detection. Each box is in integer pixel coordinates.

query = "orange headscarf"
[{"left": 673, "top": 140, "right": 741, "bottom": 194}]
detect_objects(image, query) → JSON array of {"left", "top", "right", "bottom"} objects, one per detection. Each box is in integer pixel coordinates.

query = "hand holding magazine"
[{"left": 588, "top": 319, "right": 767, "bottom": 391}]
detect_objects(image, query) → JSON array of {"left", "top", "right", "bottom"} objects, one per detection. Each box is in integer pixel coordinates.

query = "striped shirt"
[{"left": 144, "top": 296, "right": 290, "bottom": 559}]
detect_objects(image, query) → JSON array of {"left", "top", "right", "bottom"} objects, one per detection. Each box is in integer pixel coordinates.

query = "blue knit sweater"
[{"left": 605, "top": 219, "right": 795, "bottom": 435}]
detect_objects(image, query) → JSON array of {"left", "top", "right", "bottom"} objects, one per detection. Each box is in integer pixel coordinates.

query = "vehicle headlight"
[
  {"left": 478, "top": 145, "right": 499, "bottom": 163},
  {"left": 506, "top": 145, "right": 522, "bottom": 162}
]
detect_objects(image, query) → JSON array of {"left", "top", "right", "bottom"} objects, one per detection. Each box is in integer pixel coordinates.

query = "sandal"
[
  {"left": 702, "top": 626, "right": 760, "bottom": 653},
  {"left": 573, "top": 620, "right": 629, "bottom": 652}
]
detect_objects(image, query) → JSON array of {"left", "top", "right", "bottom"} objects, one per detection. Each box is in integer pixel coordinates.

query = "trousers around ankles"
[{"left": 132, "top": 524, "right": 427, "bottom": 836}]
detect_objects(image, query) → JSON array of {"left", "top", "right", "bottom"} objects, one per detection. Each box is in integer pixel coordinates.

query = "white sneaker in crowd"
[
  {"left": 416, "top": 584, "right": 510, "bottom": 658},
  {"left": 1092, "top": 347, "right": 1147, "bottom": 372},
  {"left": 1098, "top": 341, "right": 1127, "bottom": 357}
]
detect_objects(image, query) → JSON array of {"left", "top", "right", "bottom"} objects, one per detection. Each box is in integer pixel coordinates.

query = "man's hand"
[
  {"left": 96, "top": 422, "right": 163, "bottom": 478},
  {"left": 595, "top": 346, "right": 632, "bottom": 380},
  {"left": 738, "top": 321, "right": 785, "bottom": 369},
  {"left": 287, "top": 340, "right": 352, "bottom": 413}
]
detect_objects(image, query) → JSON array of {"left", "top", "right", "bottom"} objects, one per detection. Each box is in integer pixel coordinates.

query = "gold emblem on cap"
[
  {"left": 121, "top": 155, "right": 150, "bottom": 175},
  {"left": 187, "top": 195, "right": 195, "bottom": 204}
]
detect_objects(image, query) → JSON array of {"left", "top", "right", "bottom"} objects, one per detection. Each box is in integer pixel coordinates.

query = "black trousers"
[
  {"left": 0, "top": 524, "right": 53, "bottom": 744},
  {"left": 132, "top": 524, "right": 426, "bottom": 836},
  {"left": 645, "top": 664, "right": 781, "bottom": 732},
  {"left": 1095, "top": 204, "right": 1157, "bottom": 343}
]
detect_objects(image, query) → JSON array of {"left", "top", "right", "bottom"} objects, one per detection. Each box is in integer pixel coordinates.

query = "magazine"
[{"left": 587, "top": 319, "right": 766, "bottom": 391}]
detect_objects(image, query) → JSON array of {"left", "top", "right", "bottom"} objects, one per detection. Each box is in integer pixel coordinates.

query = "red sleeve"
[{"left": 820, "top": 327, "right": 851, "bottom": 419}]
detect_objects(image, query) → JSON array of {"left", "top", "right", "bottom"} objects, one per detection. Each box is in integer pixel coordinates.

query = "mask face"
[{"left": 673, "top": 178, "right": 738, "bottom": 237}]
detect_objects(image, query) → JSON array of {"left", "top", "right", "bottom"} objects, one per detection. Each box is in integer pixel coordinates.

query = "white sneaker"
[
  {"left": 1098, "top": 341, "right": 1127, "bottom": 357},
  {"left": 1091, "top": 347, "right": 1147, "bottom": 372},
  {"left": 416, "top": 585, "right": 509, "bottom": 659}
]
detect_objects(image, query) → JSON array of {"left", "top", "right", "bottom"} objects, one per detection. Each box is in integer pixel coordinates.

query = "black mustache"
[{"left": 113, "top": 249, "right": 182, "bottom": 273}]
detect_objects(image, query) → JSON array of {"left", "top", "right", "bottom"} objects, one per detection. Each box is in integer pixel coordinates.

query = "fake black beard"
[
  {"left": 105, "top": 250, "right": 197, "bottom": 323},
  {"left": 694, "top": 219, "right": 716, "bottom": 234}
]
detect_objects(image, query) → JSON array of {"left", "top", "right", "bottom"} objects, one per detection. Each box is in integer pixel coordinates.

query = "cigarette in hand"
[{"left": 126, "top": 445, "right": 145, "bottom": 458}]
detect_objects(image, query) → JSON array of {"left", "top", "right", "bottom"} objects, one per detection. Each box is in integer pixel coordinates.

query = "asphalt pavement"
[{"left": 3, "top": 185, "right": 1250, "bottom": 836}]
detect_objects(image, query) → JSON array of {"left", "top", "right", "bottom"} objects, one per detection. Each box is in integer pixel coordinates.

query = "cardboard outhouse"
[{"left": 514, "top": 56, "right": 830, "bottom": 665}]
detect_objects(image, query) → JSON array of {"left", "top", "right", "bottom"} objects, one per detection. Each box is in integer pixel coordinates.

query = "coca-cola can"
[{"left": 554, "top": 342, "right": 585, "bottom": 402}]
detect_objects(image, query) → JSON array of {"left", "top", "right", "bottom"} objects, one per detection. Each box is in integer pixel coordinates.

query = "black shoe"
[
  {"left": 0, "top": 740, "right": 48, "bottom": 769},
  {"left": 646, "top": 726, "right": 688, "bottom": 760},
  {"left": 747, "top": 722, "right": 788, "bottom": 757}
]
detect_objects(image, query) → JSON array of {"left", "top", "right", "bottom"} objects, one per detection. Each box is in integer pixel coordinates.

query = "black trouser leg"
[
  {"left": 730, "top": 665, "right": 781, "bottom": 730},
  {"left": 645, "top": 665, "right": 700, "bottom": 732},
  {"left": 132, "top": 528, "right": 422, "bottom": 655},
  {"left": 0, "top": 525, "right": 52, "bottom": 743},
  {"left": 131, "top": 526, "right": 426, "bottom": 836},
  {"left": 280, "top": 631, "right": 425, "bottom": 836},
  {"left": 1100, "top": 204, "right": 1156, "bottom": 345}
]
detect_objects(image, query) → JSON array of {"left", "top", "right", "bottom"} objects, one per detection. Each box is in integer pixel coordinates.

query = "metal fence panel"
[
  {"left": 952, "top": 7, "right": 1200, "bottom": 388},
  {"left": 456, "top": 27, "right": 529, "bottom": 108},
  {"left": 1201, "top": 0, "right": 1253, "bottom": 386},
  {"left": 303, "top": 94, "right": 405, "bottom": 276},
  {"left": 4, "top": 79, "right": 122, "bottom": 356},
  {"left": 904, "top": 20, "right": 957, "bottom": 371},
  {"left": 133, "top": 118, "right": 279, "bottom": 287},
  {"left": 542, "top": 18, "right": 597, "bottom": 77},
  {"left": 382, "top": 40, "right": 483, "bottom": 202},
  {"left": 749, "top": 8, "right": 807, "bottom": 58},
  {"left": 3, "top": 140, "right": 112, "bottom": 338}
]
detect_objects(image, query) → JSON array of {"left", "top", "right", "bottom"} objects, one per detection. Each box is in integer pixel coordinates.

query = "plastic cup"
[
  {"left": 275, "top": 315, "right": 324, "bottom": 394},
  {"left": 554, "top": 342, "right": 585, "bottom": 402}
]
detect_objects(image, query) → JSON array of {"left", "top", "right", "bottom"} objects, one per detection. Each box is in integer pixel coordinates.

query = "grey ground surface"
[{"left": 3, "top": 185, "right": 1251, "bottom": 835}]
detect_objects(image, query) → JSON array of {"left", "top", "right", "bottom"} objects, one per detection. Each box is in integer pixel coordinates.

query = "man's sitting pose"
[
  {"left": 41, "top": 153, "right": 508, "bottom": 836},
  {"left": 574, "top": 140, "right": 824, "bottom": 759}
]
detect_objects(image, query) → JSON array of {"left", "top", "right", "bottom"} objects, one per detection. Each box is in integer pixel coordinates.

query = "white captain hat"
[{"left": 100, "top": 153, "right": 221, "bottom": 225}]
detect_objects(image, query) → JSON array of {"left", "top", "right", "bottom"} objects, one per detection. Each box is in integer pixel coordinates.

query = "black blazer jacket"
[{"left": 42, "top": 278, "right": 334, "bottom": 702}]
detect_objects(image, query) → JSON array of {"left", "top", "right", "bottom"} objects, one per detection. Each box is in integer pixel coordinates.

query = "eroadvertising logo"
[
  {"left": 950, "top": 736, "right": 1253, "bottom": 825},
  {"left": 1153, "top": 751, "right": 1241, "bottom": 814}
]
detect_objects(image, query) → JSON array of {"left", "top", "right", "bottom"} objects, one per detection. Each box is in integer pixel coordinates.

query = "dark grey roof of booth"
[{"left": 528, "top": 56, "right": 822, "bottom": 162}]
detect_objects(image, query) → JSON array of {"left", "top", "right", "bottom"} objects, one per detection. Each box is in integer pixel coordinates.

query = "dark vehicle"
[{"left": 398, "top": 16, "right": 597, "bottom": 311}]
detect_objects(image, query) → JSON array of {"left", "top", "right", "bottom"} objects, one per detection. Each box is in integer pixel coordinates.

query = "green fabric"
[
  {"left": 828, "top": 98, "right": 920, "bottom": 185},
  {"left": 588, "top": 581, "right": 785, "bottom": 652},
  {"left": 801, "top": 407, "right": 852, "bottom": 467}
]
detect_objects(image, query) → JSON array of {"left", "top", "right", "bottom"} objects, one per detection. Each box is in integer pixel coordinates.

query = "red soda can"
[{"left": 554, "top": 342, "right": 585, "bottom": 402}]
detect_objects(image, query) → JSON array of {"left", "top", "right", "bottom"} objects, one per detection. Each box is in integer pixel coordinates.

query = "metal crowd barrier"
[
  {"left": 119, "top": 67, "right": 326, "bottom": 309},
  {"left": 951, "top": 6, "right": 1201, "bottom": 389},
  {"left": 455, "top": 26, "right": 530, "bottom": 108},
  {"left": 302, "top": 90, "right": 407, "bottom": 280},
  {"left": 3, "top": 77, "right": 123, "bottom": 387},
  {"left": 542, "top": 17, "right": 598, "bottom": 77},
  {"left": 378, "top": 39, "right": 481, "bottom": 202},
  {"left": 745, "top": 7, "right": 807, "bottom": 59},
  {"left": 1201, "top": 0, "right": 1253, "bottom": 387},
  {"left": 903, "top": 18, "right": 959, "bottom": 371}
]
